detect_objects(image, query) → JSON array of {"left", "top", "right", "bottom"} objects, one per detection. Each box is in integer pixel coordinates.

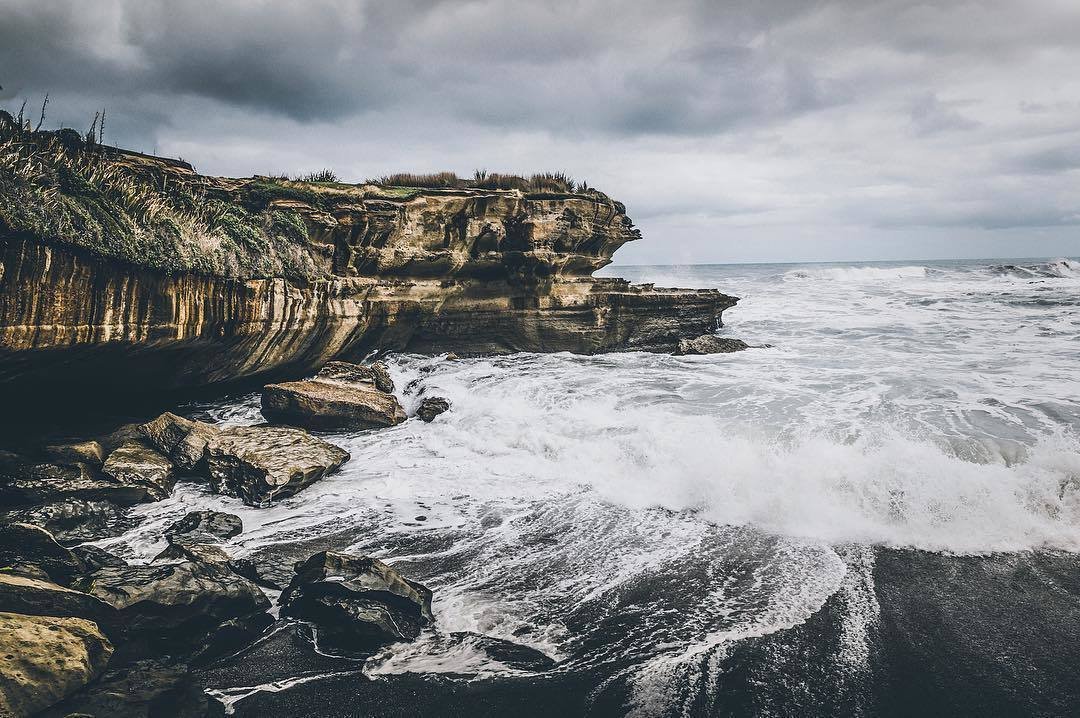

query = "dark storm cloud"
[{"left": 1, "top": 0, "right": 1079, "bottom": 261}]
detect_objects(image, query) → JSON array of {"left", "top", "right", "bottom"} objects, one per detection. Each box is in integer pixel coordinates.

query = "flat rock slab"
[
  {"left": 262, "top": 379, "right": 407, "bottom": 431},
  {"left": 205, "top": 426, "right": 350, "bottom": 507},
  {"left": 674, "top": 335, "right": 751, "bottom": 355},
  {"left": 0, "top": 611, "right": 113, "bottom": 717},
  {"left": 0, "top": 451, "right": 154, "bottom": 506},
  {"left": 2, "top": 498, "right": 134, "bottom": 545},
  {"left": 0, "top": 574, "right": 117, "bottom": 629}
]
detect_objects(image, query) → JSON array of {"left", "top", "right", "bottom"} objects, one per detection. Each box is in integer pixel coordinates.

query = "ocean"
[{"left": 101, "top": 257, "right": 1080, "bottom": 716}]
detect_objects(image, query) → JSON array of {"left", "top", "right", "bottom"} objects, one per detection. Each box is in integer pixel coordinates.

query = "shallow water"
[{"left": 107, "top": 256, "right": 1080, "bottom": 716}]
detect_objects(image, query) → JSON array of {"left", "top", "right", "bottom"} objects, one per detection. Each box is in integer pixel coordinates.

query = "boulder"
[
  {"left": 262, "top": 380, "right": 406, "bottom": 430},
  {"left": 204, "top": 426, "right": 350, "bottom": 506},
  {"left": 101, "top": 440, "right": 176, "bottom": 501},
  {"left": 71, "top": 561, "right": 271, "bottom": 660},
  {"left": 416, "top": 396, "right": 451, "bottom": 422},
  {"left": 164, "top": 510, "right": 242, "bottom": 545},
  {"left": 0, "top": 451, "right": 153, "bottom": 506},
  {"left": 139, "top": 412, "right": 220, "bottom": 472},
  {"left": 227, "top": 558, "right": 284, "bottom": 591},
  {"left": 673, "top": 335, "right": 750, "bottom": 355},
  {"left": 0, "top": 523, "right": 86, "bottom": 585},
  {"left": 3, "top": 498, "right": 133, "bottom": 545},
  {"left": 41, "top": 440, "right": 106, "bottom": 467},
  {"left": 0, "top": 612, "right": 113, "bottom": 717},
  {"left": 40, "top": 659, "right": 226, "bottom": 718},
  {"left": 453, "top": 632, "right": 557, "bottom": 671},
  {"left": 280, "top": 551, "right": 433, "bottom": 651},
  {"left": 0, "top": 573, "right": 117, "bottom": 630}
]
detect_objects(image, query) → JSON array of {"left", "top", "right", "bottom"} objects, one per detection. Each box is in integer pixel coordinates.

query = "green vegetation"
[
  {"left": 373, "top": 169, "right": 593, "bottom": 194},
  {"left": 0, "top": 116, "right": 319, "bottom": 282}
]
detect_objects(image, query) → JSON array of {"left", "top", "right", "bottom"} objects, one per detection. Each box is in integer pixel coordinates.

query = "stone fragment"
[
  {"left": 41, "top": 440, "right": 106, "bottom": 467},
  {"left": 262, "top": 379, "right": 406, "bottom": 430},
  {"left": 416, "top": 396, "right": 451, "bottom": 422},
  {"left": 204, "top": 426, "right": 350, "bottom": 506},
  {"left": 139, "top": 412, "right": 220, "bottom": 471},
  {"left": 0, "top": 451, "right": 150, "bottom": 506},
  {"left": 0, "top": 523, "right": 86, "bottom": 585},
  {"left": 164, "top": 510, "right": 243, "bottom": 545}
]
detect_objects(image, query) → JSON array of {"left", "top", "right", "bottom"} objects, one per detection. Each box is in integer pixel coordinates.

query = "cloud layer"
[{"left": 2, "top": 0, "right": 1079, "bottom": 262}]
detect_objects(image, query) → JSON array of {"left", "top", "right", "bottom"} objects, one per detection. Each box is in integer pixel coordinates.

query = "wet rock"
[
  {"left": 41, "top": 440, "right": 106, "bottom": 467},
  {"left": 674, "top": 335, "right": 750, "bottom": 355},
  {"left": 154, "top": 542, "right": 231, "bottom": 564},
  {"left": 0, "top": 612, "right": 113, "bottom": 717},
  {"left": 72, "top": 545, "right": 128, "bottom": 572},
  {"left": 227, "top": 558, "right": 284, "bottom": 591},
  {"left": 164, "top": 510, "right": 243, "bottom": 546},
  {"left": 262, "top": 373, "right": 407, "bottom": 431},
  {"left": 0, "top": 523, "right": 86, "bottom": 585},
  {"left": 3, "top": 498, "right": 134, "bottom": 545},
  {"left": 0, "top": 573, "right": 117, "bottom": 629},
  {"left": 451, "top": 632, "right": 557, "bottom": 671},
  {"left": 416, "top": 397, "right": 451, "bottom": 422},
  {"left": 2, "top": 562, "right": 51, "bottom": 582},
  {"left": 204, "top": 425, "right": 350, "bottom": 506},
  {"left": 316, "top": 360, "right": 394, "bottom": 393},
  {"left": 0, "top": 451, "right": 152, "bottom": 506},
  {"left": 71, "top": 560, "right": 271, "bottom": 660},
  {"left": 101, "top": 440, "right": 176, "bottom": 501},
  {"left": 139, "top": 412, "right": 220, "bottom": 472},
  {"left": 190, "top": 611, "right": 275, "bottom": 666},
  {"left": 41, "top": 658, "right": 226, "bottom": 718},
  {"left": 96, "top": 423, "right": 143, "bottom": 453},
  {"left": 280, "top": 551, "right": 433, "bottom": 651}
]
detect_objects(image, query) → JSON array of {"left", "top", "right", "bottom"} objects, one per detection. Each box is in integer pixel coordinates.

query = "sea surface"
[{"left": 103, "top": 257, "right": 1080, "bottom": 716}]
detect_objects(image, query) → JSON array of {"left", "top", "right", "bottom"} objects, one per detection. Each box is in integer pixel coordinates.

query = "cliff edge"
[{"left": 0, "top": 122, "right": 737, "bottom": 406}]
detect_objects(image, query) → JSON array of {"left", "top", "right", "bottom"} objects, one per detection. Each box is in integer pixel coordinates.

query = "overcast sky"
[{"left": 2, "top": 0, "right": 1079, "bottom": 264}]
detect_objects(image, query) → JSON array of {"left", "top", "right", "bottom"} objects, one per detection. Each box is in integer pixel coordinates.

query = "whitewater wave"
[
  {"left": 989, "top": 257, "right": 1080, "bottom": 279},
  {"left": 782, "top": 265, "right": 929, "bottom": 282}
]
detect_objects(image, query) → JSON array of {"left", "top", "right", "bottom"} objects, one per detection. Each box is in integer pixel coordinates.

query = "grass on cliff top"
[
  {"left": 0, "top": 116, "right": 319, "bottom": 282},
  {"left": 371, "top": 170, "right": 599, "bottom": 196}
]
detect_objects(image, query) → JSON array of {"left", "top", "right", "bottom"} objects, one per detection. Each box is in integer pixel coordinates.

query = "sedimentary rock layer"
[{"left": 0, "top": 138, "right": 738, "bottom": 407}]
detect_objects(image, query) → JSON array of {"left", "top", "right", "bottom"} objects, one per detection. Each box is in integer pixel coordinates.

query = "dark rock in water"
[
  {"left": 101, "top": 440, "right": 176, "bottom": 501},
  {"left": 70, "top": 560, "right": 271, "bottom": 660},
  {"left": 0, "top": 611, "right": 113, "bottom": 717},
  {"left": 450, "top": 631, "right": 557, "bottom": 671},
  {"left": 262, "top": 376, "right": 407, "bottom": 431},
  {"left": 154, "top": 543, "right": 231, "bottom": 564},
  {"left": 416, "top": 397, "right": 451, "bottom": 422},
  {"left": 280, "top": 551, "right": 433, "bottom": 651},
  {"left": 190, "top": 611, "right": 275, "bottom": 667},
  {"left": 228, "top": 558, "right": 284, "bottom": 591},
  {"left": 674, "top": 335, "right": 751, "bottom": 355},
  {"left": 139, "top": 412, "right": 220, "bottom": 472},
  {"left": 72, "top": 545, "right": 127, "bottom": 572},
  {"left": 0, "top": 451, "right": 151, "bottom": 506},
  {"left": 0, "top": 523, "right": 86, "bottom": 585},
  {"left": 0, "top": 573, "right": 117, "bottom": 630},
  {"left": 41, "top": 440, "right": 106, "bottom": 467},
  {"left": 370, "top": 361, "right": 395, "bottom": 394},
  {"left": 165, "top": 510, "right": 243, "bottom": 545},
  {"left": 204, "top": 426, "right": 350, "bottom": 507},
  {"left": 40, "top": 658, "right": 225, "bottom": 718},
  {"left": 2, "top": 498, "right": 134, "bottom": 545}
]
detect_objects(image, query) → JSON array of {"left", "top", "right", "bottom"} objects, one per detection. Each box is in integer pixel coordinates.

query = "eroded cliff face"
[{"left": 0, "top": 138, "right": 737, "bottom": 409}]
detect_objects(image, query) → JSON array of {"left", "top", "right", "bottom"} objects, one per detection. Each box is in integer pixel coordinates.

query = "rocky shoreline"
[{"left": 0, "top": 127, "right": 752, "bottom": 716}]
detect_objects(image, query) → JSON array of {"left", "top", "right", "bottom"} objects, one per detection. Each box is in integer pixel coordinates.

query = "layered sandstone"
[{"left": 0, "top": 129, "right": 738, "bottom": 409}]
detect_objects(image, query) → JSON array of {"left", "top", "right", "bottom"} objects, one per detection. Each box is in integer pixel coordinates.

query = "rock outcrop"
[
  {"left": 204, "top": 426, "right": 350, "bottom": 506},
  {"left": 0, "top": 131, "right": 738, "bottom": 417},
  {"left": 280, "top": 551, "right": 434, "bottom": 651}
]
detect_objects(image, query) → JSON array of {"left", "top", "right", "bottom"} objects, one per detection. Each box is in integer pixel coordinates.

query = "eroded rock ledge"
[{"left": 0, "top": 131, "right": 738, "bottom": 408}]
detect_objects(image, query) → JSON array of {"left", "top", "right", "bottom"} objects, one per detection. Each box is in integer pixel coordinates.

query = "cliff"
[{"left": 0, "top": 125, "right": 737, "bottom": 408}]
